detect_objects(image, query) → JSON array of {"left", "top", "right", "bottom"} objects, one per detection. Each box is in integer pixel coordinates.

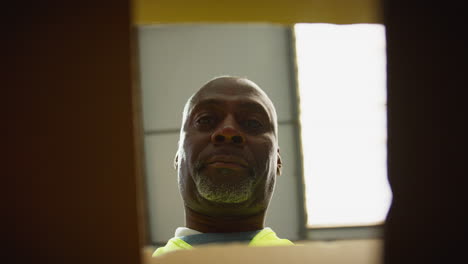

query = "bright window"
[{"left": 295, "top": 24, "right": 392, "bottom": 227}]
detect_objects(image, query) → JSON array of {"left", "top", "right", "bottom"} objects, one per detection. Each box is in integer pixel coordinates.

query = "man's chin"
[
  {"left": 196, "top": 185, "right": 253, "bottom": 204},
  {"left": 194, "top": 176, "right": 254, "bottom": 205},
  {"left": 200, "top": 193, "right": 250, "bottom": 205}
]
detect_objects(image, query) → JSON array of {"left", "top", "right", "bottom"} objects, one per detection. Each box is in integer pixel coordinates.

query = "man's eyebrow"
[
  {"left": 189, "top": 99, "right": 271, "bottom": 119},
  {"left": 238, "top": 102, "right": 270, "bottom": 117},
  {"left": 190, "top": 99, "right": 225, "bottom": 113}
]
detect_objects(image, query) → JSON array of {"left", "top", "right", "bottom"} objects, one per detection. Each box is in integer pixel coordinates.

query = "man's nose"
[{"left": 211, "top": 124, "right": 245, "bottom": 145}]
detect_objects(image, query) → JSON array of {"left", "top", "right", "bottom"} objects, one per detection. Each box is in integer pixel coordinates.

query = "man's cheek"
[{"left": 256, "top": 139, "right": 275, "bottom": 157}]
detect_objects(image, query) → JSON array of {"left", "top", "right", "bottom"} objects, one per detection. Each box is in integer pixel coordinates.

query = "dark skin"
[{"left": 175, "top": 77, "right": 282, "bottom": 233}]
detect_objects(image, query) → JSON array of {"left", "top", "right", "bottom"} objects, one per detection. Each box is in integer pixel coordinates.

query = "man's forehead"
[
  {"left": 190, "top": 98, "right": 271, "bottom": 117},
  {"left": 195, "top": 78, "right": 263, "bottom": 98},
  {"left": 188, "top": 78, "right": 277, "bottom": 117}
]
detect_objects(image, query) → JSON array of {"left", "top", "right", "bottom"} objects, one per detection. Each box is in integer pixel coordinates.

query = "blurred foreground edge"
[{"left": 143, "top": 240, "right": 383, "bottom": 264}]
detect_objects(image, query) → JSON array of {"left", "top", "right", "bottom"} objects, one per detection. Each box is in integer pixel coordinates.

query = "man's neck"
[{"left": 184, "top": 206, "right": 265, "bottom": 233}]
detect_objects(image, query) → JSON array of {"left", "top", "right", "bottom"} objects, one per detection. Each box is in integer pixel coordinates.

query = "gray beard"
[{"left": 194, "top": 168, "right": 255, "bottom": 204}]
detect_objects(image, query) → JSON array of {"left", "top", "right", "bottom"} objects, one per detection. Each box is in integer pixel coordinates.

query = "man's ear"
[
  {"left": 277, "top": 148, "right": 282, "bottom": 176},
  {"left": 174, "top": 153, "right": 179, "bottom": 170}
]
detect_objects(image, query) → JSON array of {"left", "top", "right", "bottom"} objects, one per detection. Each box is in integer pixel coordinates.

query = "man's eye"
[
  {"left": 196, "top": 116, "right": 215, "bottom": 125},
  {"left": 244, "top": 119, "right": 263, "bottom": 129}
]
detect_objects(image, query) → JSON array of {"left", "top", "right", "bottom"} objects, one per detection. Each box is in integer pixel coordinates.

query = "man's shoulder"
[
  {"left": 152, "top": 237, "right": 193, "bottom": 257},
  {"left": 249, "top": 228, "right": 294, "bottom": 246}
]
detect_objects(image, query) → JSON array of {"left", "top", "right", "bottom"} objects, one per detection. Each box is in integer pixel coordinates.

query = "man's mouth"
[{"left": 205, "top": 155, "right": 248, "bottom": 169}]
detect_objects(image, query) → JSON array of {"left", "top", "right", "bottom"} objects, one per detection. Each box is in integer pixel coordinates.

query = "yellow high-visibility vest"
[{"left": 152, "top": 228, "right": 294, "bottom": 257}]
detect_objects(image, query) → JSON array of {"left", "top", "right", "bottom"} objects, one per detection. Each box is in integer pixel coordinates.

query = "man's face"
[{"left": 176, "top": 78, "right": 281, "bottom": 217}]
